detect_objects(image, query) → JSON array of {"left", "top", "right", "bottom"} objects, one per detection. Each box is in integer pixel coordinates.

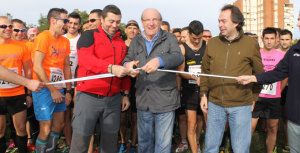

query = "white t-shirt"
[{"left": 63, "top": 34, "right": 80, "bottom": 88}]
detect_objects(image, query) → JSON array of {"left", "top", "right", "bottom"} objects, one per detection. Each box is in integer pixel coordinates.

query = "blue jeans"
[
  {"left": 204, "top": 102, "right": 252, "bottom": 153},
  {"left": 137, "top": 109, "right": 175, "bottom": 153},
  {"left": 288, "top": 120, "right": 300, "bottom": 153}
]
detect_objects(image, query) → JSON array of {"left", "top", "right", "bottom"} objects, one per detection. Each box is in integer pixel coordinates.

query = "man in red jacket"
[{"left": 69, "top": 5, "right": 131, "bottom": 153}]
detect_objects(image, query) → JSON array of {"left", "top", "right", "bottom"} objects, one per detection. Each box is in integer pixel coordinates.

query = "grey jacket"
[{"left": 123, "top": 30, "right": 184, "bottom": 113}]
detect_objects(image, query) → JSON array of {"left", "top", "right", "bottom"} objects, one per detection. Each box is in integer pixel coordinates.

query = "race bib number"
[
  {"left": 188, "top": 65, "right": 201, "bottom": 84},
  {"left": 260, "top": 82, "right": 277, "bottom": 95},
  {"left": 50, "top": 67, "right": 65, "bottom": 88},
  {"left": 0, "top": 68, "right": 20, "bottom": 89}
]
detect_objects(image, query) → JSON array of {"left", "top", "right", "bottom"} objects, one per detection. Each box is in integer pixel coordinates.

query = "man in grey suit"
[{"left": 123, "top": 8, "right": 184, "bottom": 153}]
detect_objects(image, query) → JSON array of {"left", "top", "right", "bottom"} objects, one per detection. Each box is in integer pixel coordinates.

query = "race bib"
[
  {"left": 260, "top": 82, "right": 277, "bottom": 95},
  {"left": 0, "top": 68, "right": 20, "bottom": 89},
  {"left": 69, "top": 55, "right": 78, "bottom": 88},
  {"left": 50, "top": 67, "right": 65, "bottom": 88},
  {"left": 188, "top": 65, "right": 201, "bottom": 84}
]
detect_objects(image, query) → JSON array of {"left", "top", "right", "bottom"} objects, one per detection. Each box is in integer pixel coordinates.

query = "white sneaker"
[
  {"left": 197, "top": 143, "right": 201, "bottom": 153},
  {"left": 175, "top": 142, "right": 188, "bottom": 153}
]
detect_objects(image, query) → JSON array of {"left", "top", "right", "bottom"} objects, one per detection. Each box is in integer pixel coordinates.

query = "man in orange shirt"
[
  {"left": 0, "top": 16, "right": 32, "bottom": 153},
  {"left": 11, "top": 19, "right": 27, "bottom": 43},
  {"left": 12, "top": 19, "right": 40, "bottom": 150},
  {"left": 32, "top": 8, "right": 72, "bottom": 153},
  {"left": 12, "top": 19, "right": 33, "bottom": 109}
]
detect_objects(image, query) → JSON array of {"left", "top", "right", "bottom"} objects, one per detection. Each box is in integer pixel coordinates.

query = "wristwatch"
[
  {"left": 26, "top": 93, "right": 32, "bottom": 97},
  {"left": 66, "top": 89, "right": 73, "bottom": 94},
  {"left": 121, "top": 92, "right": 130, "bottom": 98},
  {"left": 200, "top": 93, "right": 206, "bottom": 97}
]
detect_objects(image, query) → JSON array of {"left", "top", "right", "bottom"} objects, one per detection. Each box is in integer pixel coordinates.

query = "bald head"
[
  {"left": 141, "top": 8, "right": 162, "bottom": 40},
  {"left": 141, "top": 8, "right": 162, "bottom": 21},
  {"left": 0, "top": 16, "right": 10, "bottom": 24},
  {"left": 128, "top": 20, "right": 138, "bottom": 24}
]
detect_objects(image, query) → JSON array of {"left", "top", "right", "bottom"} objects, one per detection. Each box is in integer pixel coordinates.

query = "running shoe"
[
  {"left": 61, "top": 145, "right": 70, "bottom": 153},
  {"left": 27, "top": 142, "right": 35, "bottom": 151},
  {"left": 282, "top": 146, "right": 290, "bottom": 152},
  {"left": 93, "top": 147, "right": 99, "bottom": 153},
  {"left": 8, "top": 147, "right": 18, "bottom": 153},
  {"left": 118, "top": 143, "right": 127, "bottom": 153},
  {"left": 129, "top": 146, "right": 136, "bottom": 153},
  {"left": 273, "top": 145, "right": 278, "bottom": 153},
  {"left": 57, "top": 139, "right": 66, "bottom": 149},
  {"left": 219, "top": 147, "right": 225, "bottom": 153},
  {"left": 5, "top": 141, "right": 16, "bottom": 153},
  {"left": 197, "top": 143, "right": 202, "bottom": 153},
  {"left": 175, "top": 142, "right": 188, "bottom": 153}
]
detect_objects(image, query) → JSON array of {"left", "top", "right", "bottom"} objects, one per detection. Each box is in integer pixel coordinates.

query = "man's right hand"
[
  {"left": 111, "top": 65, "right": 129, "bottom": 78},
  {"left": 25, "top": 80, "right": 44, "bottom": 92},
  {"left": 50, "top": 89, "right": 64, "bottom": 103},
  {"left": 236, "top": 75, "right": 257, "bottom": 85},
  {"left": 124, "top": 61, "right": 140, "bottom": 78},
  {"left": 200, "top": 95, "right": 208, "bottom": 113}
]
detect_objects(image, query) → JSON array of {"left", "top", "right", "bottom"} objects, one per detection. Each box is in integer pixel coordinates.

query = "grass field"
[{"left": 5, "top": 118, "right": 288, "bottom": 153}]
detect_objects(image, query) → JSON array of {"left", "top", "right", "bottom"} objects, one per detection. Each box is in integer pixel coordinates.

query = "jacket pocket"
[{"left": 156, "top": 87, "right": 178, "bottom": 107}]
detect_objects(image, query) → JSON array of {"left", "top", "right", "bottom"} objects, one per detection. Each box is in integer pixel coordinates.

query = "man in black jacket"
[{"left": 237, "top": 12, "right": 300, "bottom": 153}]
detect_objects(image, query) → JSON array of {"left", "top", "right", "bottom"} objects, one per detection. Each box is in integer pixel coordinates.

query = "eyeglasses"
[
  {"left": 13, "top": 28, "right": 25, "bottom": 33},
  {"left": 0, "top": 24, "right": 13, "bottom": 29},
  {"left": 55, "top": 18, "right": 69, "bottom": 24},
  {"left": 203, "top": 35, "right": 212, "bottom": 39},
  {"left": 142, "top": 18, "right": 161, "bottom": 23},
  {"left": 89, "top": 18, "right": 100, "bottom": 23}
]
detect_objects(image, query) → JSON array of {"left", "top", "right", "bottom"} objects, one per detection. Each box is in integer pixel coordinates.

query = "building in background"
[{"left": 233, "top": 0, "right": 294, "bottom": 45}]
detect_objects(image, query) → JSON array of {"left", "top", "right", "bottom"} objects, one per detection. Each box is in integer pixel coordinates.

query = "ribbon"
[{"left": 46, "top": 68, "right": 237, "bottom": 85}]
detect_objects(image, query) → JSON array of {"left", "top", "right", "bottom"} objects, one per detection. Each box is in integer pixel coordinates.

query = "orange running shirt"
[
  {"left": 24, "top": 41, "right": 34, "bottom": 68},
  {"left": 25, "top": 41, "right": 34, "bottom": 56},
  {"left": 32, "top": 31, "right": 70, "bottom": 88},
  {"left": 0, "top": 40, "right": 31, "bottom": 97}
]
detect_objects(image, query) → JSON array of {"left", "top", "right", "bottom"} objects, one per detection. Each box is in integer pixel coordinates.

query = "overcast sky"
[{"left": 1, "top": 0, "right": 299, "bottom": 38}]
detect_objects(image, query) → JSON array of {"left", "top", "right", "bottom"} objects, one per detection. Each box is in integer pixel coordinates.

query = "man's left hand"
[
  {"left": 65, "top": 93, "right": 72, "bottom": 106},
  {"left": 141, "top": 58, "right": 160, "bottom": 73},
  {"left": 121, "top": 96, "right": 130, "bottom": 111}
]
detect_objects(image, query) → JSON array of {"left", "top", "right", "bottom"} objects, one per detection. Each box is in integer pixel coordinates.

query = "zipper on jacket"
[
  {"left": 221, "top": 43, "right": 231, "bottom": 104},
  {"left": 107, "top": 41, "right": 116, "bottom": 96}
]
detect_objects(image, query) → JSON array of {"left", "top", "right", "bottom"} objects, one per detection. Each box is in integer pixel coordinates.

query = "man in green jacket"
[{"left": 200, "top": 4, "right": 264, "bottom": 153}]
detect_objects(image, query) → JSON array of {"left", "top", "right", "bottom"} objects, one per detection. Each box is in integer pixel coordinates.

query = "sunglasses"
[
  {"left": 55, "top": 18, "right": 69, "bottom": 24},
  {"left": 89, "top": 18, "right": 100, "bottom": 23},
  {"left": 0, "top": 24, "right": 13, "bottom": 29},
  {"left": 13, "top": 28, "right": 26, "bottom": 33},
  {"left": 203, "top": 35, "right": 212, "bottom": 38}
]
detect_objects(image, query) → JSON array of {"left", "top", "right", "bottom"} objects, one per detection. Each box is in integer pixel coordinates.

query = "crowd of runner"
[{"left": 0, "top": 4, "right": 300, "bottom": 153}]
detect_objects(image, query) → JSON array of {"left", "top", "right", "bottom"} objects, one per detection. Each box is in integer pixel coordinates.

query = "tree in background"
[
  {"left": 73, "top": 9, "right": 89, "bottom": 24},
  {"left": 37, "top": 14, "right": 49, "bottom": 32},
  {"left": 292, "top": 39, "right": 299, "bottom": 45},
  {"left": 5, "top": 13, "right": 13, "bottom": 20},
  {"left": 37, "top": 9, "right": 89, "bottom": 33},
  {"left": 119, "top": 23, "right": 127, "bottom": 41}
]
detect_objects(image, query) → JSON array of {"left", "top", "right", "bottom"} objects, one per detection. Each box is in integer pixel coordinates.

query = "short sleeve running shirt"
[
  {"left": 32, "top": 30, "right": 70, "bottom": 88},
  {"left": 259, "top": 49, "right": 285, "bottom": 98},
  {"left": 0, "top": 40, "right": 31, "bottom": 97}
]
